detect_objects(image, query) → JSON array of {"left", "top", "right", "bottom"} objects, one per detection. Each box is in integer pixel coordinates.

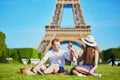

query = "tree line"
[
  {"left": 100, "top": 48, "right": 120, "bottom": 63},
  {"left": 0, "top": 31, "right": 120, "bottom": 63}
]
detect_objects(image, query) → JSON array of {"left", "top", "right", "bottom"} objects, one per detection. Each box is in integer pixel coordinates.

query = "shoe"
[
  {"left": 77, "top": 73, "right": 86, "bottom": 77},
  {"left": 26, "top": 70, "right": 36, "bottom": 75},
  {"left": 37, "top": 70, "right": 45, "bottom": 75},
  {"left": 94, "top": 74, "right": 102, "bottom": 77}
]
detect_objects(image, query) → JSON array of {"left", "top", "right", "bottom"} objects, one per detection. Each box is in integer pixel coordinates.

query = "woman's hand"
[{"left": 89, "top": 69, "right": 95, "bottom": 75}]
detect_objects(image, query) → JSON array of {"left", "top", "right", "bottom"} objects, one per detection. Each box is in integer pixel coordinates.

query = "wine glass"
[{"left": 21, "top": 58, "right": 29, "bottom": 67}]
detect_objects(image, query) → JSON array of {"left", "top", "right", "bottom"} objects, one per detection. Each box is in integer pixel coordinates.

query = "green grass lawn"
[{"left": 0, "top": 63, "right": 120, "bottom": 80}]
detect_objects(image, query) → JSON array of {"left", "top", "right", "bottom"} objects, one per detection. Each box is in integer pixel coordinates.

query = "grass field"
[{"left": 0, "top": 63, "right": 120, "bottom": 80}]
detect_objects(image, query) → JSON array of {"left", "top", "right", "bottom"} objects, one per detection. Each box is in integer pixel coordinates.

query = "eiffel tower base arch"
[{"left": 38, "top": 28, "right": 90, "bottom": 53}]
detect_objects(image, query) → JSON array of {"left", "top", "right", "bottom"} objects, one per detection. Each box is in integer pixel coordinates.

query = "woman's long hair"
[{"left": 84, "top": 45, "right": 97, "bottom": 65}]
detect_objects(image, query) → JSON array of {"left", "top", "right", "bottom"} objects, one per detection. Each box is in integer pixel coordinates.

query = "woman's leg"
[
  {"left": 74, "top": 66, "right": 89, "bottom": 75},
  {"left": 74, "top": 66, "right": 96, "bottom": 76},
  {"left": 72, "top": 69, "right": 80, "bottom": 75},
  {"left": 71, "top": 68, "right": 87, "bottom": 77}
]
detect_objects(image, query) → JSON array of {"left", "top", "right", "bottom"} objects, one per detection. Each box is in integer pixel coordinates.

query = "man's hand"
[{"left": 32, "top": 66, "right": 39, "bottom": 73}]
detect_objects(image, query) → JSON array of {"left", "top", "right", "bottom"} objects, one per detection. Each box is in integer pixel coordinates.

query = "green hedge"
[{"left": 7, "top": 48, "right": 41, "bottom": 63}]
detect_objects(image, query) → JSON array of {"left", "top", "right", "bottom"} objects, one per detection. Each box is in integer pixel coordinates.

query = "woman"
[{"left": 71, "top": 35, "right": 101, "bottom": 77}]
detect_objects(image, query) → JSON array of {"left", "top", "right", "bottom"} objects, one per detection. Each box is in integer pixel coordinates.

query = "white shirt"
[{"left": 43, "top": 49, "right": 70, "bottom": 67}]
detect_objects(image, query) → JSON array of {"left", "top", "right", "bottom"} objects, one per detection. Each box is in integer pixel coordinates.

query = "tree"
[{"left": 0, "top": 31, "right": 7, "bottom": 62}]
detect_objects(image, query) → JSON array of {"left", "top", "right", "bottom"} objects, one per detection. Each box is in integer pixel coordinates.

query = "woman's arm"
[
  {"left": 77, "top": 52, "right": 85, "bottom": 62},
  {"left": 89, "top": 50, "right": 99, "bottom": 74}
]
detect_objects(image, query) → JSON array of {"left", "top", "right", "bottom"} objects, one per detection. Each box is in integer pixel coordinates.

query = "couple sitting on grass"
[{"left": 27, "top": 35, "right": 101, "bottom": 77}]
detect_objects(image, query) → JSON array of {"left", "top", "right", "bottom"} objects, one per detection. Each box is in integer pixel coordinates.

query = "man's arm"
[
  {"left": 69, "top": 50, "right": 74, "bottom": 61},
  {"left": 32, "top": 52, "right": 50, "bottom": 73},
  {"left": 69, "top": 48, "right": 81, "bottom": 61},
  {"left": 32, "top": 58, "right": 46, "bottom": 73},
  {"left": 35, "top": 58, "right": 46, "bottom": 68},
  {"left": 64, "top": 48, "right": 76, "bottom": 61}
]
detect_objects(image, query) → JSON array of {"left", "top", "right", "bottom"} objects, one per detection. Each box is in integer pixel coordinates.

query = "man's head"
[{"left": 51, "top": 39, "right": 60, "bottom": 52}]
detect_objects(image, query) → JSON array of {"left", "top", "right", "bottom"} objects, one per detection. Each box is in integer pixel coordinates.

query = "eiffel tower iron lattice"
[{"left": 38, "top": 0, "right": 91, "bottom": 53}]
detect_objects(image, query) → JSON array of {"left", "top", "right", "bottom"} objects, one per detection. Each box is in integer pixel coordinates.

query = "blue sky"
[{"left": 0, "top": 0, "right": 120, "bottom": 51}]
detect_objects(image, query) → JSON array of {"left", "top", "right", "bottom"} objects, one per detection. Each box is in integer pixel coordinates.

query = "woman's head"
[{"left": 82, "top": 35, "right": 97, "bottom": 47}]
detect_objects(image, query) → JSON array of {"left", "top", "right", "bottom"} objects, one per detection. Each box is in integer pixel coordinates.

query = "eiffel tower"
[{"left": 38, "top": 0, "right": 91, "bottom": 53}]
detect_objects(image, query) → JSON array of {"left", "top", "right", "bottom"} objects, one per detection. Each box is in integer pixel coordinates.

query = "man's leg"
[
  {"left": 44, "top": 64, "right": 59, "bottom": 74},
  {"left": 39, "top": 65, "right": 47, "bottom": 70},
  {"left": 32, "top": 64, "right": 46, "bottom": 73}
]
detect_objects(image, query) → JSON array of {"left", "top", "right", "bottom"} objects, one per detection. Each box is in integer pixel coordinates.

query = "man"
[
  {"left": 111, "top": 53, "right": 115, "bottom": 66},
  {"left": 31, "top": 39, "right": 74, "bottom": 75}
]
